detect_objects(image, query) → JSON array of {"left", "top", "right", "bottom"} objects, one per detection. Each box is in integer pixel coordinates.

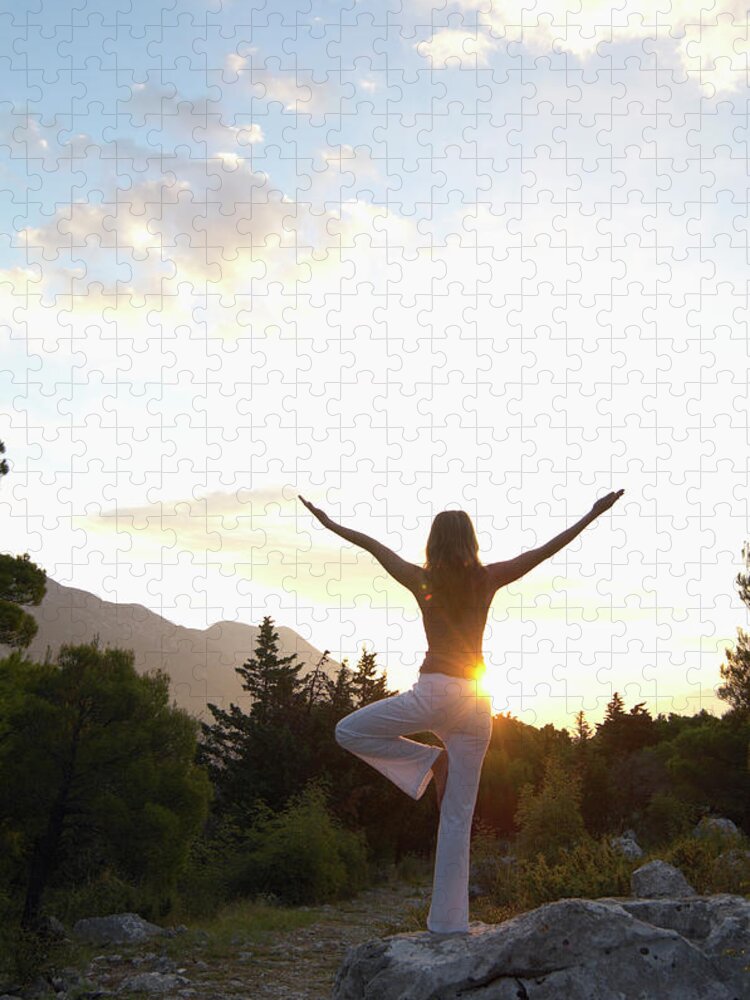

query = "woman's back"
[{"left": 413, "top": 564, "right": 494, "bottom": 678}]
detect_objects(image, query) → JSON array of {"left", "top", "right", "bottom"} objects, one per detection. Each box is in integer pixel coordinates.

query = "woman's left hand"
[{"left": 298, "top": 494, "right": 332, "bottom": 527}]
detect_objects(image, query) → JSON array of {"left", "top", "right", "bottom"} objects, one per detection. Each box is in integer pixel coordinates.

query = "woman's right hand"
[
  {"left": 298, "top": 494, "right": 332, "bottom": 528},
  {"left": 590, "top": 489, "right": 625, "bottom": 517}
]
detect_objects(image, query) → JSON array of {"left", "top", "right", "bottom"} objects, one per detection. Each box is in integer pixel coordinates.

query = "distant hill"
[{"left": 0, "top": 577, "right": 342, "bottom": 722}]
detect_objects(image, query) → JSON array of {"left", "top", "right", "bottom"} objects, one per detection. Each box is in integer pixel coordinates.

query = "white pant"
[{"left": 334, "top": 671, "right": 493, "bottom": 933}]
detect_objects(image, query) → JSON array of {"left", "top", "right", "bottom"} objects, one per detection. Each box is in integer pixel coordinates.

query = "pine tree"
[
  {"left": 0, "top": 641, "right": 211, "bottom": 930},
  {"left": 717, "top": 628, "right": 750, "bottom": 716},
  {"left": 303, "top": 648, "right": 331, "bottom": 713},
  {"left": 595, "top": 692, "right": 655, "bottom": 756},
  {"left": 0, "top": 553, "right": 47, "bottom": 649},
  {"left": 350, "top": 646, "right": 389, "bottom": 707},
  {"left": 717, "top": 542, "right": 750, "bottom": 717},
  {"left": 603, "top": 691, "right": 626, "bottom": 723},
  {"left": 572, "top": 710, "right": 592, "bottom": 746},
  {"left": 235, "top": 615, "right": 307, "bottom": 724},
  {"left": 197, "top": 616, "right": 308, "bottom": 817},
  {"left": 324, "top": 658, "right": 355, "bottom": 714}
]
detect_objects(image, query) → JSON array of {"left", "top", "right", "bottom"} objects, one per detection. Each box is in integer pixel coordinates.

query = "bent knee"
[{"left": 335, "top": 717, "right": 356, "bottom": 746}]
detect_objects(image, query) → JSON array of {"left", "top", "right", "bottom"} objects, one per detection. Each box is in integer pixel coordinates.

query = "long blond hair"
[{"left": 422, "top": 510, "right": 484, "bottom": 604}]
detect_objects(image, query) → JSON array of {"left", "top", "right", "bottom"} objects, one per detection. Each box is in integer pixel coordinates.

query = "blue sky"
[{"left": 1, "top": 0, "right": 749, "bottom": 729}]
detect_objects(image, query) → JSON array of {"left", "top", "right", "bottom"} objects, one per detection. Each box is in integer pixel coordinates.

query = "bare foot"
[{"left": 431, "top": 748, "right": 448, "bottom": 810}]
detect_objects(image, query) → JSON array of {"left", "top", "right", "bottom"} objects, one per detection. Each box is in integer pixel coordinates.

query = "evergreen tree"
[
  {"left": 717, "top": 627, "right": 750, "bottom": 715},
  {"left": 0, "top": 553, "right": 47, "bottom": 649},
  {"left": 350, "top": 646, "right": 389, "bottom": 707},
  {"left": 197, "top": 616, "right": 309, "bottom": 817},
  {"left": 233, "top": 615, "right": 307, "bottom": 725},
  {"left": 571, "top": 709, "right": 592, "bottom": 746},
  {"left": 0, "top": 642, "right": 211, "bottom": 929},
  {"left": 0, "top": 439, "right": 8, "bottom": 479},
  {"left": 603, "top": 691, "right": 626, "bottom": 723},
  {"left": 324, "top": 658, "right": 355, "bottom": 714},
  {"left": 717, "top": 542, "right": 750, "bottom": 717},
  {"left": 303, "top": 648, "right": 331, "bottom": 713},
  {"left": 595, "top": 692, "right": 656, "bottom": 757}
]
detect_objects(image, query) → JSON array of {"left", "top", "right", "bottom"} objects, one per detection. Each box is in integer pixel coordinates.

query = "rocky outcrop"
[
  {"left": 333, "top": 891, "right": 750, "bottom": 999},
  {"left": 71, "top": 912, "right": 186, "bottom": 945},
  {"left": 609, "top": 828, "right": 644, "bottom": 859},
  {"left": 116, "top": 970, "right": 192, "bottom": 993},
  {"left": 630, "top": 859, "right": 697, "bottom": 898},
  {"left": 694, "top": 817, "right": 741, "bottom": 840}
]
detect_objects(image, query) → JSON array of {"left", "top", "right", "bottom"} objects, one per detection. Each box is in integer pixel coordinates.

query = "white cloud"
[
  {"left": 419, "top": 0, "right": 750, "bottom": 94},
  {"left": 416, "top": 28, "right": 497, "bottom": 67}
]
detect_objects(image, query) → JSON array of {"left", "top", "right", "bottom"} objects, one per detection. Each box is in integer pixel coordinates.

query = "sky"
[{"left": 1, "top": 0, "right": 749, "bottom": 730}]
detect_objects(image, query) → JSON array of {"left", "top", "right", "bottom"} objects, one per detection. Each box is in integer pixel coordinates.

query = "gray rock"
[
  {"left": 149, "top": 957, "right": 176, "bottom": 974},
  {"left": 32, "top": 916, "right": 67, "bottom": 940},
  {"left": 694, "top": 817, "right": 741, "bottom": 840},
  {"left": 610, "top": 830, "right": 644, "bottom": 859},
  {"left": 333, "top": 893, "right": 750, "bottom": 999},
  {"left": 72, "top": 914, "right": 167, "bottom": 945},
  {"left": 631, "top": 859, "right": 697, "bottom": 898},
  {"left": 49, "top": 969, "right": 86, "bottom": 993},
  {"left": 116, "top": 973, "right": 190, "bottom": 994}
]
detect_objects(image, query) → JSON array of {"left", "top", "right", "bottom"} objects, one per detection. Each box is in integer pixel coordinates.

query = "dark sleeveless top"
[{"left": 413, "top": 565, "right": 494, "bottom": 679}]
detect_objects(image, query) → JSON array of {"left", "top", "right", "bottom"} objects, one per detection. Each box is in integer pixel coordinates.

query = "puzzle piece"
[{"left": 0, "top": 0, "right": 746, "bottom": 739}]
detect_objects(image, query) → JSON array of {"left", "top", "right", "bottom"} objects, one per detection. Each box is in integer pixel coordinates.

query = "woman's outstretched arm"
[
  {"left": 486, "top": 489, "right": 625, "bottom": 590},
  {"left": 298, "top": 495, "right": 422, "bottom": 594}
]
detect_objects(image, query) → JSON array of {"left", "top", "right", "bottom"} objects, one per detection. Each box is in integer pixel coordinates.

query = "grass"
[
  {"left": 0, "top": 893, "right": 328, "bottom": 993},
  {"left": 5, "top": 829, "right": 750, "bottom": 989},
  {"left": 167, "top": 895, "right": 325, "bottom": 962}
]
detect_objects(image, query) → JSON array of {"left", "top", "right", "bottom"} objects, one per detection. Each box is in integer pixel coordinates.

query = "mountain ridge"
[{"left": 0, "top": 576, "right": 343, "bottom": 722}]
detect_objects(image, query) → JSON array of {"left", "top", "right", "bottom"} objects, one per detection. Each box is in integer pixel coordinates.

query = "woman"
[{"left": 298, "top": 490, "right": 624, "bottom": 935}]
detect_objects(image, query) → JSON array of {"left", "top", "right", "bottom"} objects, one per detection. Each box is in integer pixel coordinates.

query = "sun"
[{"left": 475, "top": 662, "right": 504, "bottom": 711}]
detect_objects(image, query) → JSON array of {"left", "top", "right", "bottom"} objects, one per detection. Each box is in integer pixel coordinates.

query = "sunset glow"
[{"left": 0, "top": 0, "right": 745, "bottom": 731}]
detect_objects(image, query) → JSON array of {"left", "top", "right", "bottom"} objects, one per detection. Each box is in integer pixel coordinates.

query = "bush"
[
  {"left": 393, "top": 852, "right": 431, "bottom": 884},
  {"left": 637, "top": 792, "right": 695, "bottom": 848},
  {"left": 44, "top": 867, "right": 139, "bottom": 924},
  {"left": 513, "top": 753, "right": 588, "bottom": 865},
  {"left": 0, "top": 894, "right": 76, "bottom": 992},
  {"left": 227, "top": 780, "right": 371, "bottom": 906},
  {"left": 489, "top": 837, "right": 634, "bottom": 913},
  {"left": 661, "top": 829, "right": 750, "bottom": 895},
  {"left": 170, "top": 815, "right": 246, "bottom": 920}
]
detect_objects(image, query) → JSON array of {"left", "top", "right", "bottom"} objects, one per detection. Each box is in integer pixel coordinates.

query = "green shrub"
[
  {"left": 44, "top": 866, "right": 139, "bottom": 924},
  {"left": 0, "top": 895, "right": 77, "bottom": 993},
  {"left": 489, "top": 837, "right": 634, "bottom": 913},
  {"left": 0, "top": 923, "right": 55, "bottom": 989},
  {"left": 227, "top": 780, "right": 371, "bottom": 906},
  {"left": 637, "top": 792, "right": 695, "bottom": 848},
  {"left": 513, "top": 753, "right": 588, "bottom": 865},
  {"left": 170, "top": 816, "right": 244, "bottom": 920},
  {"left": 393, "top": 852, "right": 431, "bottom": 884},
  {"left": 661, "top": 829, "right": 750, "bottom": 895}
]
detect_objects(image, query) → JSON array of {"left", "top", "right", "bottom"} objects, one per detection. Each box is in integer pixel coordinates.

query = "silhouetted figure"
[{"left": 298, "top": 489, "right": 624, "bottom": 934}]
